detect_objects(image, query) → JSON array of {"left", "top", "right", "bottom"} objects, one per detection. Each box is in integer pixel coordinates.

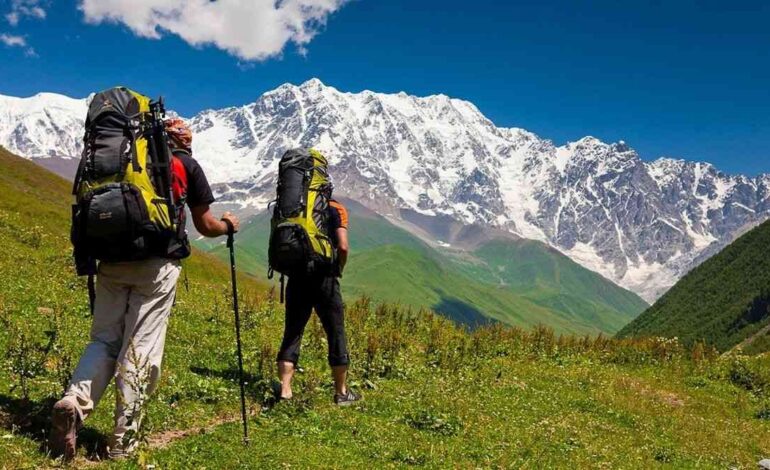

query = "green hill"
[
  {"left": 199, "top": 200, "right": 647, "bottom": 334},
  {"left": 3, "top": 147, "right": 770, "bottom": 468},
  {"left": 452, "top": 239, "right": 648, "bottom": 333},
  {"left": 617, "top": 220, "right": 770, "bottom": 352}
]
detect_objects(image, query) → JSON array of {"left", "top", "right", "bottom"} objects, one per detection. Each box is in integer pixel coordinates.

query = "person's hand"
[{"left": 221, "top": 212, "right": 240, "bottom": 234}]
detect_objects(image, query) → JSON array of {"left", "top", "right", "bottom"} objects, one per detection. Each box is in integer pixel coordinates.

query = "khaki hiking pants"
[{"left": 62, "top": 257, "right": 180, "bottom": 455}]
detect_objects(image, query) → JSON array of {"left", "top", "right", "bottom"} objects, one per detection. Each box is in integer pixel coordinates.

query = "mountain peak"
[
  {"left": 270, "top": 78, "right": 328, "bottom": 94},
  {"left": 298, "top": 77, "right": 326, "bottom": 89},
  {"left": 571, "top": 135, "right": 605, "bottom": 147},
  {"left": 0, "top": 91, "right": 86, "bottom": 109},
  {"left": 32, "top": 91, "right": 71, "bottom": 100},
  {"left": 613, "top": 140, "right": 631, "bottom": 152}
]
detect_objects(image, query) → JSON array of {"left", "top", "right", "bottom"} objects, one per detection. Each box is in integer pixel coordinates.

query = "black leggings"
[{"left": 277, "top": 275, "right": 349, "bottom": 367}]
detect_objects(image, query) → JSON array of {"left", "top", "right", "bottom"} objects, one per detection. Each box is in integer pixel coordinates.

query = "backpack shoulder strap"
[
  {"left": 87, "top": 274, "right": 96, "bottom": 316},
  {"left": 72, "top": 154, "right": 86, "bottom": 196}
]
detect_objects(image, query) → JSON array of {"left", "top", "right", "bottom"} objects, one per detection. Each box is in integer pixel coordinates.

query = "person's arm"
[
  {"left": 336, "top": 227, "right": 349, "bottom": 273},
  {"left": 183, "top": 156, "right": 239, "bottom": 238},
  {"left": 191, "top": 205, "right": 240, "bottom": 238}
]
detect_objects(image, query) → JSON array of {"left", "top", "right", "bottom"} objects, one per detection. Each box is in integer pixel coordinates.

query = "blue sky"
[{"left": 1, "top": 0, "right": 768, "bottom": 175}]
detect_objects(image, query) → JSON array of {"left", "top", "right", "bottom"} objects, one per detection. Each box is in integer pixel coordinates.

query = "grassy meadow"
[{"left": 1, "top": 147, "right": 770, "bottom": 468}]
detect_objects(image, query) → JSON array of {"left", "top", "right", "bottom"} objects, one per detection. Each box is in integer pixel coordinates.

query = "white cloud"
[
  {"left": 5, "top": 0, "right": 46, "bottom": 26},
  {"left": 0, "top": 33, "right": 26, "bottom": 47},
  {"left": 0, "top": 32, "right": 35, "bottom": 55},
  {"left": 78, "top": 0, "right": 350, "bottom": 61}
]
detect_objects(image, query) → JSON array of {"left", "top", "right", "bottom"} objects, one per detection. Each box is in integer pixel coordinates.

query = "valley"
[{"left": 197, "top": 199, "right": 647, "bottom": 334}]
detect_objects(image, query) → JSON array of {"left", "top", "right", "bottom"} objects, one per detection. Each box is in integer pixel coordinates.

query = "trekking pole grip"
[{"left": 222, "top": 218, "right": 235, "bottom": 247}]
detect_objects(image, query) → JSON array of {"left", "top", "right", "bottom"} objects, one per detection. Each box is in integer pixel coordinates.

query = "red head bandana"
[{"left": 164, "top": 118, "right": 193, "bottom": 151}]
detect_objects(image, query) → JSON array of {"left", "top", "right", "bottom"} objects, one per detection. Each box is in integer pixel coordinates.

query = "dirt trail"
[
  {"left": 146, "top": 413, "right": 240, "bottom": 449},
  {"left": 63, "top": 412, "right": 242, "bottom": 468}
]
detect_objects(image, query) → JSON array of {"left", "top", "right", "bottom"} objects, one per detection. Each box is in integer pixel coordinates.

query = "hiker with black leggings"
[{"left": 270, "top": 149, "right": 360, "bottom": 405}]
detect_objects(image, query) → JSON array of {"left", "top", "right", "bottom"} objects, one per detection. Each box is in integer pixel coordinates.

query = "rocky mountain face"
[{"left": 1, "top": 80, "right": 768, "bottom": 301}]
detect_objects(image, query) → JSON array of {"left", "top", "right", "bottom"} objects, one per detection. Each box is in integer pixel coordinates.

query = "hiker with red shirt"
[{"left": 50, "top": 117, "right": 240, "bottom": 461}]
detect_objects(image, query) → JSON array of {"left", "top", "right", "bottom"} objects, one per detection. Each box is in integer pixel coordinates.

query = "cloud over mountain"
[{"left": 78, "top": 0, "right": 349, "bottom": 61}]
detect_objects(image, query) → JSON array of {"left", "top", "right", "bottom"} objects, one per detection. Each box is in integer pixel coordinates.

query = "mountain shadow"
[
  {"left": 433, "top": 297, "right": 494, "bottom": 329},
  {"left": 728, "top": 291, "right": 770, "bottom": 335}
]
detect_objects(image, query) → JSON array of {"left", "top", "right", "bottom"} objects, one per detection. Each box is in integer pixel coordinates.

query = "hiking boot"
[
  {"left": 108, "top": 448, "right": 131, "bottom": 460},
  {"left": 107, "top": 432, "right": 141, "bottom": 460},
  {"left": 271, "top": 381, "right": 292, "bottom": 401},
  {"left": 49, "top": 398, "right": 79, "bottom": 462},
  {"left": 334, "top": 389, "right": 361, "bottom": 406}
]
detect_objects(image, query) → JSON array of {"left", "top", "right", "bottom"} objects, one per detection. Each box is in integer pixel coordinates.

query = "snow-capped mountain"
[
  {"left": 1, "top": 80, "right": 768, "bottom": 301},
  {"left": 0, "top": 92, "right": 88, "bottom": 178},
  {"left": 0, "top": 92, "right": 87, "bottom": 159}
]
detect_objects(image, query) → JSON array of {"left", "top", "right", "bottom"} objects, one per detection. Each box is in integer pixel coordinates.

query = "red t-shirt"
[{"left": 170, "top": 149, "right": 216, "bottom": 209}]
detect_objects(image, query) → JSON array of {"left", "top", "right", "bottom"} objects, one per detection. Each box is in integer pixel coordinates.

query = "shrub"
[
  {"left": 404, "top": 410, "right": 462, "bottom": 436},
  {"left": 3, "top": 309, "right": 56, "bottom": 400},
  {"left": 723, "top": 354, "right": 770, "bottom": 393},
  {"left": 755, "top": 402, "right": 770, "bottom": 420}
]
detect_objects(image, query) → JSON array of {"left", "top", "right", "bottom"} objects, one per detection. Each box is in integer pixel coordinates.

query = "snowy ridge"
[
  {"left": 1, "top": 80, "right": 768, "bottom": 301},
  {"left": 0, "top": 92, "right": 88, "bottom": 159}
]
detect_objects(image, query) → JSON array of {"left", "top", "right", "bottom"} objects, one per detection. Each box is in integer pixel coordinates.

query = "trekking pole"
[{"left": 226, "top": 223, "right": 249, "bottom": 445}]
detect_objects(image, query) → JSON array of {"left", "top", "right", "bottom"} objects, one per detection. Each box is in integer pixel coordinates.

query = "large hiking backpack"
[
  {"left": 268, "top": 148, "right": 335, "bottom": 278},
  {"left": 71, "top": 87, "right": 181, "bottom": 276}
]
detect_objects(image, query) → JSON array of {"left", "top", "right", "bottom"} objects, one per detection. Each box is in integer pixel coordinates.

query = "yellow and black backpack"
[
  {"left": 268, "top": 148, "right": 335, "bottom": 282},
  {"left": 71, "top": 87, "right": 182, "bottom": 279}
]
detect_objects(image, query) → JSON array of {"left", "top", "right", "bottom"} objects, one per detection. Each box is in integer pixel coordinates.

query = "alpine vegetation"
[{"left": 0, "top": 139, "right": 769, "bottom": 466}]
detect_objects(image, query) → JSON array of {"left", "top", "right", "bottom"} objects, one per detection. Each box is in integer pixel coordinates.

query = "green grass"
[
  {"left": 453, "top": 239, "right": 647, "bottom": 332},
  {"left": 198, "top": 199, "right": 647, "bottom": 335},
  {"left": 344, "top": 244, "right": 634, "bottom": 333},
  {"left": 618, "top": 220, "right": 770, "bottom": 352},
  {"left": 109, "top": 346, "right": 770, "bottom": 469},
  {"left": 3, "top": 146, "right": 770, "bottom": 468},
  {"left": 344, "top": 244, "right": 554, "bottom": 327}
]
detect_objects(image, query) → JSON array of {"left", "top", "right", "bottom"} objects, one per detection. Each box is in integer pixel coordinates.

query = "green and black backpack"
[
  {"left": 71, "top": 86, "right": 184, "bottom": 279},
  {"left": 268, "top": 148, "right": 335, "bottom": 282}
]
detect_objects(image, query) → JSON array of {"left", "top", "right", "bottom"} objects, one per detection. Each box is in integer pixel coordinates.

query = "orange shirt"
[{"left": 329, "top": 200, "right": 349, "bottom": 231}]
